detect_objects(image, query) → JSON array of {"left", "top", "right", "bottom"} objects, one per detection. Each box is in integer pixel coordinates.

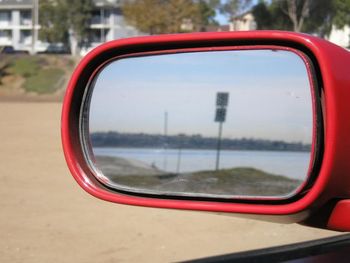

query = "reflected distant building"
[{"left": 0, "top": 0, "right": 142, "bottom": 54}]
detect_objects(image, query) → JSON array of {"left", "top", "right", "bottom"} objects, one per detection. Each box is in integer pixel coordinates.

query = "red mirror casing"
[{"left": 61, "top": 31, "right": 350, "bottom": 231}]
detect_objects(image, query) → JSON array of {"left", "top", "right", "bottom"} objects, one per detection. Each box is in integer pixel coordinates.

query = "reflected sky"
[{"left": 89, "top": 49, "right": 313, "bottom": 144}]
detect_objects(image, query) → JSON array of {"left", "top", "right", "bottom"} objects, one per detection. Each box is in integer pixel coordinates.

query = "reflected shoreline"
[
  {"left": 91, "top": 131, "right": 311, "bottom": 152},
  {"left": 95, "top": 155, "right": 302, "bottom": 197}
]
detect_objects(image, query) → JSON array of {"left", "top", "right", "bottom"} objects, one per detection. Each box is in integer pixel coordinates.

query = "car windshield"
[{"left": 1, "top": 0, "right": 346, "bottom": 262}]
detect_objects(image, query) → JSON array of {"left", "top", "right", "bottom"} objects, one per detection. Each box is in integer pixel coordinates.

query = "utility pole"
[
  {"left": 176, "top": 147, "right": 182, "bottom": 174},
  {"left": 163, "top": 111, "right": 168, "bottom": 170},
  {"left": 215, "top": 121, "right": 223, "bottom": 171},
  {"left": 31, "top": 0, "right": 39, "bottom": 54},
  {"left": 215, "top": 92, "right": 229, "bottom": 171}
]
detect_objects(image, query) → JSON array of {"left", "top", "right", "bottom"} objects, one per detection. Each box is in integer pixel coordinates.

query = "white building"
[
  {"left": 0, "top": 0, "right": 37, "bottom": 53},
  {"left": 327, "top": 25, "right": 350, "bottom": 49},
  {"left": 87, "top": 0, "right": 141, "bottom": 45},
  {"left": 0, "top": 0, "right": 142, "bottom": 54},
  {"left": 78, "top": 0, "right": 143, "bottom": 56},
  {"left": 230, "top": 11, "right": 257, "bottom": 31}
]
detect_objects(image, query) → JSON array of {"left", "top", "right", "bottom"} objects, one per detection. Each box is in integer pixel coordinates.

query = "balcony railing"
[
  {"left": 0, "top": 20, "right": 11, "bottom": 27},
  {"left": 0, "top": 37, "right": 12, "bottom": 45},
  {"left": 20, "top": 18, "right": 32, "bottom": 26},
  {"left": 90, "top": 16, "right": 109, "bottom": 25},
  {"left": 20, "top": 37, "right": 32, "bottom": 45}
]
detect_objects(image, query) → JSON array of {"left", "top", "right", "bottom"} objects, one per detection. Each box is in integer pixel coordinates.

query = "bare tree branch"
[{"left": 280, "top": 0, "right": 310, "bottom": 32}]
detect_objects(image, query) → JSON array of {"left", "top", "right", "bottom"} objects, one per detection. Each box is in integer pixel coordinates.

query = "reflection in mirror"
[{"left": 86, "top": 49, "right": 315, "bottom": 199}]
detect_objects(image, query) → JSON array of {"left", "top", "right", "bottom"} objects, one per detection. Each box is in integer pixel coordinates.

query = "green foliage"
[
  {"left": 252, "top": 1, "right": 272, "bottom": 30},
  {"left": 9, "top": 56, "right": 41, "bottom": 78},
  {"left": 219, "top": 0, "right": 253, "bottom": 18},
  {"left": 304, "top": 0, "right": 335, "bottom": 37},
  {"left": 266, "top": 1, "right": 293, "bottom": 30},
  {"left": 6, "top": 55, "right": 70, "bottom": 94},
  {"left": 333, "top": 0, "right": 350, "bottom": 29},
  {"left": 68, "top": 0, "right": 94, "bottom": 45},
  {"left": 252, "top": 1, "right": 292, "bottom": 30},
  {"left": 39, "top": 0, "right": 69, "bottom": 44},
  {"left": 39, "top": 0, "right": 93, "bottom": 50},
  {"left": 24, "top": 68, "right": 65, "bottom": 94},
  {"left": 122, "top": 0, "right": 218, "bottom": 34},
  {"left": 252, "top": 0, "right": 335, "bottom": 36},
  {"left": 197, "top": 0, "right": 220, "bottom": 28}
]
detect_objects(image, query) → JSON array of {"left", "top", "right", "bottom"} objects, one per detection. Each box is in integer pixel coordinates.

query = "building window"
[
  {"left": 20, "top": 30, "right": 32, "bottom": 44},
  {"left": 20, "top": 10, "right": 32, "bottom": 26},
  {"left": 0, "top": 30, "right": 12, "bottom": 45},
  {"left": 91, "top": 8, "right": 109, "bottom": 25},
  {"left": 88, "top": 28, "right": 108, "bottom": 43},
  {"left": 0, "top": 11, "right": 11, "bottom": 26}
]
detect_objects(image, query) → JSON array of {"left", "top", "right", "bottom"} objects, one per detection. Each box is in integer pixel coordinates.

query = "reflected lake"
[{"left": 93, "top": 147, "right": 310, "bottom": 180}]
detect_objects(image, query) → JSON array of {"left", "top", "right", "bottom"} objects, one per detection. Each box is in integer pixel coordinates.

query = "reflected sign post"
[{"left": 215, "top": 92, "right": 229, "bottom": 171}]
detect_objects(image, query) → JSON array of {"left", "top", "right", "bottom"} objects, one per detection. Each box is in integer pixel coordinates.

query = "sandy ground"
[{"left": 0, "top": 102, "right": 340, "bottom": 263}]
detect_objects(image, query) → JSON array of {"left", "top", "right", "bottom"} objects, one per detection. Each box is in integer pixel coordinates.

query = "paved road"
[{"left": 0, "top": 103, "right": 339, "bottom": 263}]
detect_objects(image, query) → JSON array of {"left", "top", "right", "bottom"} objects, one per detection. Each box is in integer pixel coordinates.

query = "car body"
[{"left": 61, "top": 31, "right": 350, "bottom": 261}]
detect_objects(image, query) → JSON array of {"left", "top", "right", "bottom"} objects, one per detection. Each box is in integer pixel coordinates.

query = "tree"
[
  {"left": 39, "top": 0, "right": 69, "bottom": 44},
  {"left": 67, "top": 0, "right": 94, "bottom": 55},
  {"left": 252, "top": 0, "right": 334, "bottom": 36},
  {"left": 195, "top": 0, "right": 220, "bottom": 30},
  {"left": 303, "top": 0, "right": 335, "bottom": 37},
  {"left": 333, "top": 0, "right": 350, "bottom": 29},
  {"left": 252, "top": 1, "right": 292, "bottom": 31},
  {"left": 122, "top": 0, "right": 218, "bottom": 34},
  {"left": 251, "top": 1, "right": 272, "bottom": 30},
  {"left": 39, "top": 0, "right": 93, "bottom": 55},
  {"left": 279, "top": 0, "right": 311, "bottom": 32},
  {"left": 219, "top": 0, "right": 253, "bottom": 19}
]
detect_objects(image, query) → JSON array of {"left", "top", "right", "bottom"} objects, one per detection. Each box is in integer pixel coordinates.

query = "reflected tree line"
[{"left": 91, "top": 131, "right": 311, "bottom": 152}]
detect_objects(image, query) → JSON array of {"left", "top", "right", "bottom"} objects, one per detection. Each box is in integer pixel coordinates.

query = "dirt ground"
[{"left": 0, "top": 102, "right": 340, "bottom": 263}]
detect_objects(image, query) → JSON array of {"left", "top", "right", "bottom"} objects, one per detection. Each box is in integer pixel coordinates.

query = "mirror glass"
[{"left": 87, "top": 49, "right": 315, "bottom": 199}]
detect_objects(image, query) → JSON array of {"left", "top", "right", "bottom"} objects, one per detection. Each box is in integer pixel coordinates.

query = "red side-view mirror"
[{"left": 61, "top": 31, "right": 350, "bottom": 232}]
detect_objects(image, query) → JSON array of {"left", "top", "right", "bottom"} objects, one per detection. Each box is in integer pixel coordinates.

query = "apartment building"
[
  {"left": 0, "top": 0, "right": 141, "bottom": 54},
  {"left": 88, "top": 0, "right": 141, "bottom": 44},
  {"left": 0, "top": 0, "right": 37, "bottom": 52},
  {"left": 77, "top": 0, "right": 143, "bottom": 55},
  {"left": 230, "top": 11, "right": 257, "bottom": 31}
]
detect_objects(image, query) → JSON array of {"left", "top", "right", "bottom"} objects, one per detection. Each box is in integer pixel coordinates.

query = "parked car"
[
  {"left": 0, "top": 45, "right": 29, "bottom": 54},
  {"left": 62, "top": 31, "right": 350, "bottom": 262},
  {"left": 44, "top": 43, "right": 70, "bottom": 54}
]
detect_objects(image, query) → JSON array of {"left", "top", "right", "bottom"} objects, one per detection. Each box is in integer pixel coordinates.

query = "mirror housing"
[{"left": 62, "top": 31, "right": 350, "bottom": 231}]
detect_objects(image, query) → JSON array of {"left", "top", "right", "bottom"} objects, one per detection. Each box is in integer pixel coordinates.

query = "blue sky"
[{"left": 89, "top": 49, "right": 313, "bottom": 144}]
